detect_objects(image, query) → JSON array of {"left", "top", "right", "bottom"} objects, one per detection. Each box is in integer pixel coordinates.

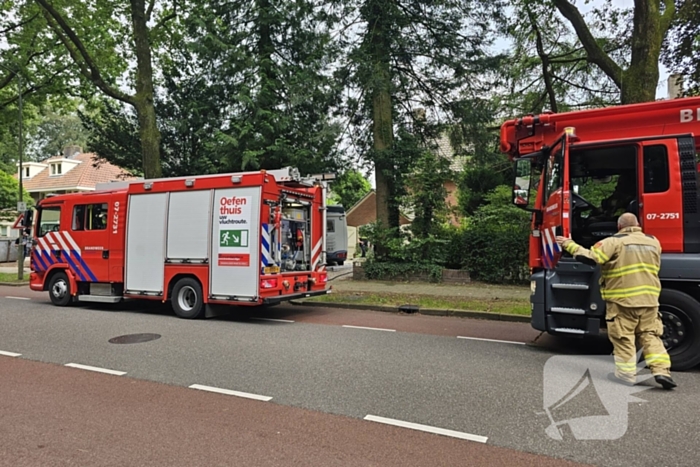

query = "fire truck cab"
[
  {"left": 501, "top": 97, "right": 700, "bottom": 370},
  {"left": 27, "top": 167, "right": 330, "bottom": 319}
]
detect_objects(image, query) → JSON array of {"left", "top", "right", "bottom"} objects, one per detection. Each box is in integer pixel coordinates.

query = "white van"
[{"left": 326, "top": 205, "right": 348, "bottom": 265}]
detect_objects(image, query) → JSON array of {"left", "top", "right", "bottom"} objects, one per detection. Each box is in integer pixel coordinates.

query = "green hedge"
[{"left": 362, "top": 185, "right": 531, "bottom": 284}]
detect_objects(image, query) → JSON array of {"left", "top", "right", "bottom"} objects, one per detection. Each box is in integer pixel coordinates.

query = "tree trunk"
[
  {"left": 553, "top": 0, "right": 675, "bottom": 105},
  {"left": 620, "top": 1, "right": 667, "bottom": 104},
  {"left": 367, "top": 0, "right": 396, "bottom": 229},
  {"left": 130, "top": 0, "right": 162, "bottom": 178}
]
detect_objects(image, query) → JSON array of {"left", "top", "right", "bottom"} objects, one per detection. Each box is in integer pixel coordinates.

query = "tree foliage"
[
  {"left": 0, "top": 171, "right": 33, "bottom": 210},
  {"left": 663, "top": 0, "right": 700, "bottom": 95},
  {"left": 328, "top": 169, "right": 372, "bottom": 210},
  {"left": 407, "top": 150, "right": 452, "bottom": 239},
  {"left": 26, "top": 106, "right": 90, "bottom": 160},
  {"left": 34, "top": 0, "right": 179, "bottom": 178},
  {"left": 501, "top": 0, "right": 620, "bottom": 114},
  {"left": 336, "top": 0, "right": 502, "bottom": 229},
  {"left": 551, "top": 0, "right": 675, "bottom": 104},
  {"left": 176, "top": 0, "right": 343, "bottom": 176}
]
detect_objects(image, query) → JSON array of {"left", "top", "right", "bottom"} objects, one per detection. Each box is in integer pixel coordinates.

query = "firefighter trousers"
[{"left": 605, "top": 302, "right": 671, "bottom": 382}]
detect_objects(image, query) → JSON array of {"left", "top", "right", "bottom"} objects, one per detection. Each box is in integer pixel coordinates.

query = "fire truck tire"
[
  {"left": 171, "top": 278, "right": 204, "bottom": 319},
  {"left": 658, "top": 289, "right": 700, "bottom": 371},
  {"left": 48, "top": 271, "right": 72, "bottom": 307}
]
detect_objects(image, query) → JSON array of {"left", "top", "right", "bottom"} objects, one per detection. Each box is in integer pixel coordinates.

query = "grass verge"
[
  {"left": 0, "top": 272, "right": 28, "bottom": 283},
  {"left": 307, "top": 291, "right": 531, "bottom": 316}
]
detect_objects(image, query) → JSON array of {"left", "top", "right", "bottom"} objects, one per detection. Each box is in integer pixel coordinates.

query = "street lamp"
[{"left": 1, "top": 64, "right": 25, "bottom": 280}]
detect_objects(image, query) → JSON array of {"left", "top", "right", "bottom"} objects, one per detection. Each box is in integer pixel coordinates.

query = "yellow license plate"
[{"left": 263, "top": 266, "right": 280, "bottom": 274}]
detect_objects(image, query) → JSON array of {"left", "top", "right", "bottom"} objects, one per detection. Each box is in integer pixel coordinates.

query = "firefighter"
[{"left": 556, "top": 213, "right": 677, "bottom": 390}]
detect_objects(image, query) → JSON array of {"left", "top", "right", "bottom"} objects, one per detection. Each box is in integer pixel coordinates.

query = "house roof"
[
  {"left": 346, "top": 190, "right": 411, "bottom": 227},
  {"left": 20, "top": 153, "right": 136, "bottom": 192},
  {"left": 432, "top": 133, "right": 468, "bottom": 172}
]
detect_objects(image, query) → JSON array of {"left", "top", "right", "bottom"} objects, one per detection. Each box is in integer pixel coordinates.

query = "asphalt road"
[{"left": 1, "top": 288, "right": 699, "bottom": 466}]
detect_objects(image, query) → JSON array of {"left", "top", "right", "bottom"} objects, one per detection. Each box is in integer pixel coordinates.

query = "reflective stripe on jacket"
[{"left": 563, "top": 227, "right": 662, "bottom": 307}]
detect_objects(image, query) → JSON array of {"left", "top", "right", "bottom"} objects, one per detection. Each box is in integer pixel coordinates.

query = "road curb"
[
  {"left": 0, "top": 282, "right": 29, "bottom": 287},
  {"left": 289, "top": 299, "right": 531, "bottom": 323}
]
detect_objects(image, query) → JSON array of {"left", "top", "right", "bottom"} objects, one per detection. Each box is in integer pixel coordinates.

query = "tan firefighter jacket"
[{"left": 562, "top": 227, "right": 661, "bottom": 307}]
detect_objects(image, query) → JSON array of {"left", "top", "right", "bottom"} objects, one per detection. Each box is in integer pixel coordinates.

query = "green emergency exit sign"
[{"left": 220, "top": 230, "right": 249, "bottom": 247}]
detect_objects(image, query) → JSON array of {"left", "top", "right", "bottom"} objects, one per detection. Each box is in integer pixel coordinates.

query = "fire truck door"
[
  {"left": 540, "top": 136, "right": 571, "bottom": 269},
  {"left": 638, "top": 139, "right": 683, "bottom": 251},
  {"left": 67, "top": 201, "right": 110, "bottom": 282},
  {"left": 210, "top": 187, "right": 261, "bottom": 299}
]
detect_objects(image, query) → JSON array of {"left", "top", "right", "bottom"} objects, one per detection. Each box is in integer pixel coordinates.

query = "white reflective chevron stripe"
[
  {"left": 62, "top": 231, "right": 81, "bottom": 254},
  {"left": 261, "top": 224, "right": 272, "bottom": 266},
  {"left": 46, "top": 232, "right": 61, "bottom": 250},
  {"left": 38, "top": 236, "right": 52, "bottom": 253},
  {"left": 312, "top": 239, "right": 322, "bottom": 268},
  {"left": 543, "top": 228, "right": 554, "bottom": 255},
  {"left": 52, "top": 232, "right": 73, "bottom": 256}
]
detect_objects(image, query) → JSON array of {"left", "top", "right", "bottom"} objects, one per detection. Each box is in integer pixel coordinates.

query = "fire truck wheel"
[
  {"left": 48, "top": 271, "right": 72, "bottom": 307},
  {"left": 172, "top": 278, "right": 204, "bottom": 319},
  {"left": 659, "top": 289, "right": 700, "bottom": 371}
]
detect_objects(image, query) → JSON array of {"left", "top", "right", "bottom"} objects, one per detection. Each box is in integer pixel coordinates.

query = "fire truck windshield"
[{"left": 36, "top": 206, "right": 61, "bottom": 237}]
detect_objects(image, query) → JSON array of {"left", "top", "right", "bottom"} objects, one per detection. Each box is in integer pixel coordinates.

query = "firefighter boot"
[
  {"left": 637, "top": 307, "right": 673, "bottom": 381},
  {"left": 654, "top": 375, "right": 677, "bottom": 390}
]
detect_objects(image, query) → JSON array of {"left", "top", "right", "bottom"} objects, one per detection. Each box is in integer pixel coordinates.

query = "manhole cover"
[{"left": 108, "top": 333, "right": 161, "bottom": 344}]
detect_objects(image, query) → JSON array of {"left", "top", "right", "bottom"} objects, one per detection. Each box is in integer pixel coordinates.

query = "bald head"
[{"left": 618, "top": 213, "right": 639, "bottom": 230}]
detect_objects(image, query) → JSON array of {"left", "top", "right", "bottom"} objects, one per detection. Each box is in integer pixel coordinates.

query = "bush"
[
  {"left": 361, "top": 185, "right": 531, "bottom": 284},
  {"left": 460, "top": 186, "right": 530, "bottom": 283}
]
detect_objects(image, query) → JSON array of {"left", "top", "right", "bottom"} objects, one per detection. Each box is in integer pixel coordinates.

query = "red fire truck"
[
  {"left": 501, "top": 96, "right": 700, "bottom": 370},
  {"left": 23, "top": 167, "right": 330, "bottom": 319}
]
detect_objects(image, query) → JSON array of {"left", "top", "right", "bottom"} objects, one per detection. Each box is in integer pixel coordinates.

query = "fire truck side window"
[
  {"left": 72, "top": 204, "right": 108, "bottom": 231},
  {"left": 643, "top": 145, "right": 669, "bottom": 193},
  {"left": 37, "top": 207, "right": 61, "bottom": 237},
  {"left": 545, "top": 145, "right": 563, "bottom": 199}
]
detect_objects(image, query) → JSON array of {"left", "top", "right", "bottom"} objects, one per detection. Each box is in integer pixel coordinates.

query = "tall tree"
[
  {"left": 178, "top": 0, "right": 343, "bottom": 176},
  {"left": 663, "top": 0, "right": 700, "bottom": 95},
  {"left": 1, "top": 1, "right": 74, "bottom": 173},
  {"left": 552, "top": 0, "right": 676, "bottom": 104},
  {"left": 34, "top": 0, "right": 177, "bottom": 178},
  {"left": 337, "top": 0, "right": 500, "bottom": 230},
  {"left": 501, "top": 0, "right": 620, "bottom": 115}
]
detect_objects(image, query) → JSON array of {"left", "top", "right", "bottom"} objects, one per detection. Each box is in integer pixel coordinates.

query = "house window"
[
  {"left": 73, "top": 203, "right": 108, "bottom": 231},
  {"left": 25, "top": 167, "right": 29, "bottom": 177},
  {"left": 51, "top": 163, "right": 62, "bottom": 175}
]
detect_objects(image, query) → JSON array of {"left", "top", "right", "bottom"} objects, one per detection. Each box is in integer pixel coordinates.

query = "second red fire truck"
[
  {"left": 501, "top": 96, "right": 700, "bottom": 370},
  {"left": 23, "top": 167, "right": 330, "bottom": 319}
]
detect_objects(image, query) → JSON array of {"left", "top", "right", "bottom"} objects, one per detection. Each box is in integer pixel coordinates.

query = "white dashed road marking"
[
  {"left": 342, "top": 325, "right": 396, "bottom": 332},
  {"left": 364, "top": 415, "right": 488, "bottom": 443},
  {"left": 251, "top": 317, "right": 295, "bottom": 323},
  {"left": 0, "top": 350, "right": 21, "bottom": 357},
  {"left": 457, "top": 336, "right": 525, "bottom": 345},
  {"left": 65, "top": 363, "right": 127, "bottom": 376},
  {"left": 5, "top": 296, "right": 30, "bottom": 300},
  {"left": 189, "top": 384, "right": 273, "bottom": 401}
]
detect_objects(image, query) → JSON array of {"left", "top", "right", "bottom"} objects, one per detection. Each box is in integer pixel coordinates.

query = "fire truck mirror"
[
  {"left": 22, "top": 209, "right": 34, "bottom": 229},
  {"left": 513, "top": 159, "right": 532, "bottom": 207}
]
